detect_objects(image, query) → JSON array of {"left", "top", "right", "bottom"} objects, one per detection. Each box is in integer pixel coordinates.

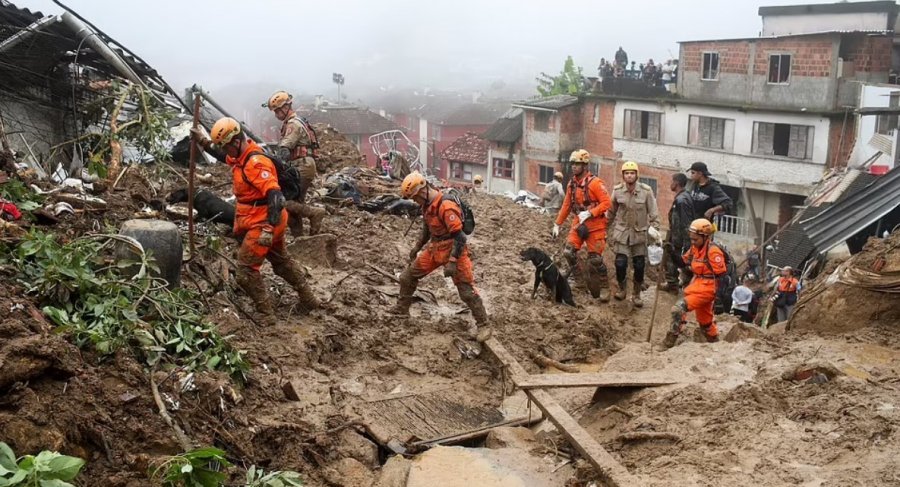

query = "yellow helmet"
[
  {"left": 400, "top": 172, "right": 427, "bottom": 199},
  {"left": 621, "top": 160, "right": 639, "bottom": 175},
  {"left": 473, "top": 174, "right": 483, "bottom": 184},
  {"left": 689, "top": 218, "right": 715, "bottom": 236},
  {"left": 267, "top": 91, "right": 293, "bottom": 111},
  {"left": 210, "top": 117, "right": 242, "bottom": 145},
  {"left": 569, "top": 149, "right": 591, "bottom": 164},
  {"left": 553, "top": 171, "right": 564, "bottom": 180}
]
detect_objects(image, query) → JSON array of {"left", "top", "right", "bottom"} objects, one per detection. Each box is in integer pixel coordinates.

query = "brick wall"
[
  {"left": 842, "top": 35, "right": 892, "bottom": 73},
  {"left": 825, "top": 113, "right": 858, "bottom": 170},
  {"left": 681, "top": 41, "right": 752, "bottom": 74},
  {"left": 583, "top": 100, "right": 616, "bottom": 158},
  {"left": 524, "top": 158, "right": 563, "bottom": 194},
  {"left": 752, "top": 37, "right": 834, "bottom": 77}
]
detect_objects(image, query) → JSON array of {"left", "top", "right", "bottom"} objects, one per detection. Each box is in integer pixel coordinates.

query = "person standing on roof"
[
  {"left": 391, "top": 172, "right": 491, "bottom": 341},
  {"left": 770, "top": 266, "right": 800, "bottom": 323},
  {"left": 615, "top": 46, "right": 628, "bottom": 68},
  {"left": 664, "top": 218, "right": 726, "bottom": 348},
  {"left": 607, "top": 161, "right": 661, "bottom": 307},
  {"left": 662, "top": 173, "right": 695, "bottom": 292},
  {"left": 540, "top": 171, "right": 565, "bottom": 214},
  {"left": 552, "top": 150, "right": 613, "bottom": 302},
  {"left": 688, "top": 162, "right": 732, "bottom": 222},
  {"left": 193, "top": 117, "right": 319, "bottom": 325},
  {"left": 266, "top": 91, "right": 328, "bottom": 236}
]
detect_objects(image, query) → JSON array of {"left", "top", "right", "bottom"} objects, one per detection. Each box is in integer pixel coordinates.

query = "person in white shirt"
[{"left": 731, "top": 278, "right": 754, "bottom": 323}]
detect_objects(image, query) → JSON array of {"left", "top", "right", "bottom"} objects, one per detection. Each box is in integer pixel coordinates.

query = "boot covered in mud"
[
  {"left": 284, "top": 200, "right": 305, "bottom": 237},
  {"left": 274, "top": 261, "right": 319, "bottom": 314},
  {"left": 586, "top": 254, "right": 610, "bottom": 302},
  {"left": 632, "top": 280, "right": 644, "bottom": 308},
  {"left": 700, "top": 322, "right": 719, "bottom": 343},
  {"left": 663, "top": 302, "right": 687, "bottom": 348},
  {"left": 389, "top": 268, "right": 417, "bottom": 316},
  {"left": 236, "top": 269, "right": 277, "bottom": 326},
  {"left": 614, "top": 280, "right": 627, "bottom": 301},
  {"left": 563, "top": 247, "right": 580, "bottom": 287},
  {"left": 304, "top": 205, "right": 327, "bottom": 236},
  {"left": 458, "top": 283, "right": 491, "bottom": 341}
]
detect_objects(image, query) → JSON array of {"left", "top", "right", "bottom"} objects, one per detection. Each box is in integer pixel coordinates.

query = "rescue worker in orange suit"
[
  {"left": 552, "top": 149, "right": 613, "bottom": 301},
  {"left": 770, "top": 266, "right": 800, "bottom": 323},
  {"left": 194, "top": 117, "right": 319, "bottom": 325},
  {"left": 266, "top": 91, "right": 327, "bottom": 236},
  {"left": 391, "top": 172, "right": 490, "bottom": 341},
  {"left": 664, "top": 218, "right": 725, "bottom": 347}
]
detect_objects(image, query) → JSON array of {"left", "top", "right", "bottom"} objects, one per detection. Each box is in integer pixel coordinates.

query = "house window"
[
  {"left": 638, "top": 176, "right": 657, "bottom": 196},
  {"left": 701, "top": 52, "right": 719, "bottom": 81},
  {"left": 876, "top": 91, "right": 900, "bottom": 135},
  {"left": 451, "top": 162, "right": 473, "bottom": 181},
  {"left": 688, "top": 115, "right": 732, "bottom": 150},
  {"left": 753, "top": 122, "right": 814, "bottom": 159},
  {"left": 348, "top": 135, "right": 361, "bottom": 147},
  {"left": 593, "top": 104, "right": 600, "bottom": 124},
  {"left": 539, "top": 165, "right": 555, "bottom": 183},
  {"left": 768, "top": 54, "right": 791, "bottom": 84},
  {"left": 493, "top": 158, "right": 514, "bottom": 179},
  {"left": 624, "top": 109, "right": 662, "bottom": 141},
  {"left": 535, "top": 112, "right": 551, "bottom": 132}
]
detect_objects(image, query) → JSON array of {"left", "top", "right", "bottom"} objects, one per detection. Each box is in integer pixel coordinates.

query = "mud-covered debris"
[
  {"left": 781, "top": 361, "right": 843, "bottom": 382},
  {"left": 723, "top": 322, "right": 767, "bottom": 342}
]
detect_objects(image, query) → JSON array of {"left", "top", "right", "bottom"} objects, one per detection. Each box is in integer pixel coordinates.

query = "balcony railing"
[{"left": 715, "top": 214, "right": 753, "bottom": 238}]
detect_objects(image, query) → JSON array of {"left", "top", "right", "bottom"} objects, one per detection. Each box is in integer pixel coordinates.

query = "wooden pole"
[{"left": 188, "top": 94, "right": 201, "bottom": 257}]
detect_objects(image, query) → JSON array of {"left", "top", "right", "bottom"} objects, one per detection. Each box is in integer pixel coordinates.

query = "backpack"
[
  {"left": 705, "top": 241, "right": 737, "bottom": 314},
  {"left": 441, "top": 189, "right": 475, "bottom": 235},
  {"left": 241, "top": 150, "right": 303, "bottom": 201},
  {"left": 296, "top": 116, "right": 321, "bottom": 155}
]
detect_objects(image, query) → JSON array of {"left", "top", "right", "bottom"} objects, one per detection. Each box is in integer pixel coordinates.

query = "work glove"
[
  {"left": 257, "top": 229, "right": 273, "bottom": 248},
  {"left": 444, "top": 261, "right": 458, "bottom": 278},
  {"left": 648, "top": 226, "right": 661, "bottom": 243},
  {"left": 578, "top": 210, "right": 592, "bottom": 223},
  {"left": 190, "top": 127, "right": 211, "bottom": 149},
  {"left": 551, "top": 224, "right": 560, "bottom": 238}
]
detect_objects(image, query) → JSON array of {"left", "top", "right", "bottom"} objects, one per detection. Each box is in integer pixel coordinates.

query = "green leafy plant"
[
  {"left": 536, "top": 55, "right": 585, "bottom": 97},
  {"left": 0, "top": 442, "right": 85, "bottom": 487},
  {"left": 150, "top": 447, "right": 231, "bottom": 487},
  {"left": 0, "top": 179, "right": 43, "bottom": 212},
  {"left": 245, "top": 466, "right": 303, "bottom": 487},
  {"left": 9, "top": 230, "right": 248, "bottom": 381}
]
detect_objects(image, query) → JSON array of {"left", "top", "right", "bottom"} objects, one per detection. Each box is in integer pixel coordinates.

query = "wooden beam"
[
  {"left": 484, "top": 338, "right": 640, "bottom": 487},
  {"left": 516, "top": 371, "right": 678, "bottom": 389}
]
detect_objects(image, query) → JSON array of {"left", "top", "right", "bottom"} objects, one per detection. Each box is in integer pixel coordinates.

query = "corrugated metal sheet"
[{"left": 801, "top": 167, "right": 900, "bottom": 253}]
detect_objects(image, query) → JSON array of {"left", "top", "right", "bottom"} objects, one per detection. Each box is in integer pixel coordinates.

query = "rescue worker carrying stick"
[
  {"left": 266, "top": 91, "right": 327, "bottom": 236},
  {"left": 391, "top": 172, "right": 491, "bottom": 341},
  {"left": 607, "top": 161, "right": 661, "bottom": 307},
  {"left": 194, "top": 117, "right": 319, "bottom": 325},
  {"left": 552, "top": 150, "right": 612, "bottom": 301},
  {"left": 664, "top": 218, "right": 725, "bottom": 347}
]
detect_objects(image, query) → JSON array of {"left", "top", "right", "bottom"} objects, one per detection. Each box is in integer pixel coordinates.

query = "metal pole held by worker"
[{"left": 188, "top": 94, "right": 201, "bottom": 257}]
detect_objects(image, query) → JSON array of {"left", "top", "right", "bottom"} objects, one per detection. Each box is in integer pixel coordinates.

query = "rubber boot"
[
  {"left": 597, "top": 273, "right": 611, "bottom": 303},
  {"left": 663, "top": 304, "right": 685, "bottom": 348},
  {"left": 274, "top": 261, "right": 319, "bottom": 314},
  {"left": 389, "top": 268, "right": 416, "bottom": 316},
  {"left": 701, "top": 323, "right": 720, "bottom": 343},
  {"left": 308, "top": 206, "right": 326, "bottom": 236},
  {"left": 236, "top": 269, "right": 277, "bottom": 326},
  {"left": 632, "top": 281, "right": 644, "bottom": 308},
  {"left": 614, "top": 280, "right": 627, "bottom": 301},
  {"left": 284, "top": 201, "right": 305, "bottom": 237}
]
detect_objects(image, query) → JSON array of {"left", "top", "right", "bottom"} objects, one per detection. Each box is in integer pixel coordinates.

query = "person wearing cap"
[
  {"left": 607, "top": 161, "right": 660, "bottom": 307},
  {"left": 540, "top": 171, "right": 565, "bottom": 213},
  {"left": 687, "top": 162, "right": 732, "bottom": 222}
]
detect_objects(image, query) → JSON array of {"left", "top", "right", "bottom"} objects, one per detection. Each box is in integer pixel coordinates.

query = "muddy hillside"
[{"left": 1, "top": 159, "right": 899, "bottom": 487}]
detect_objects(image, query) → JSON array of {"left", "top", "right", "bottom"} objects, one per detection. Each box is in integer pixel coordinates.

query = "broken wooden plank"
[
  {"left": 409, "top": 414, "right": 544, "bottom": 448},
  {"left": 516, "top": 371, "right": 679, "bottom": 389},
  {"left": 484, "top": 338, "right": 639, "bottom": 487}
]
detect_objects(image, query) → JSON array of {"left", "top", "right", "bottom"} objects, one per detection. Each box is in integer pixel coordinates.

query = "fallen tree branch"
[
  {"left": 366, "top": 263, "right": 400, "bottom": 283},
  {"left": 615, "top": 431, "right": 681, "bottom": 443},
  {"left": 150, "top": 372, "right": 193, "bottom": 451},
  {"left": 529, "top": 351, "right": 579, "bottom": 373}
]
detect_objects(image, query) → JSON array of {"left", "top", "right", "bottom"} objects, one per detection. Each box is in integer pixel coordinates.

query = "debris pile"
[{"left": 313, "top": 123, "right": 366, "bottom": 173}]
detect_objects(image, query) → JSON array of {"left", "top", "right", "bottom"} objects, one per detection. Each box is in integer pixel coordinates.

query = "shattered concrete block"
[
  {"left": 287, "top": 233, "right": 338, "bottom": 268},
  {"left": 116, "top": 219, "right": 182, "bottom": 289}
]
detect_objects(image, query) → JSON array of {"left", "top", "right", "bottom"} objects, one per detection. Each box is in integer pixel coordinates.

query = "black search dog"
[
  {"left": 166, "top": 188, "right": 235, "bottom": 226},
  {"left": 520, "top": 247, "right": 576, "bottom": 306}
]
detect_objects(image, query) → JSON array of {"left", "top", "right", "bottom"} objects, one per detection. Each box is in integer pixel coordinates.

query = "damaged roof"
[
  {"left": 513, "top": 95, "right": 579, "bottom": 111},
  {"left": 304, "top": 107, "right": 399, "bottom": 135},
  {"left": 483, "top": 108, "right": 523, "bottom": 144},
  {"left": 441, "top": 132, "right": 488, "bottom": 165},
  {"left": 802, "top": 166, "right": 900, "bottom": 254}
]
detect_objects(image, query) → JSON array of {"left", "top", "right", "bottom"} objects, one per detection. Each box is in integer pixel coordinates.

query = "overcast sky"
[{"left": 23, "top": 0, "right": 830, "bottom": 101}]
